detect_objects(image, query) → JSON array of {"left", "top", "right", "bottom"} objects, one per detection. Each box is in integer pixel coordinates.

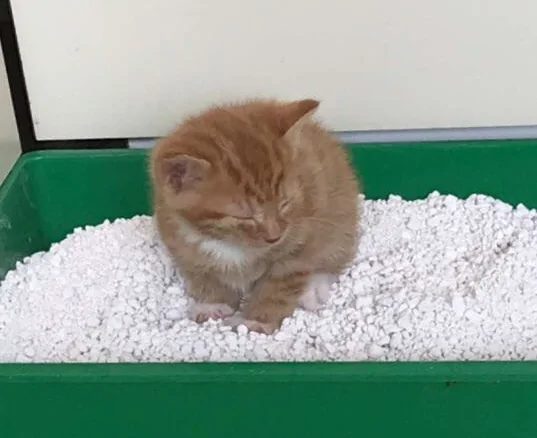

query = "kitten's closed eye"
[
  {"left": 279, "top": 199, "right": 291, "bottom": 214},
  {"left": 230, "top": 215, "right": 256, "bottom": 223}
]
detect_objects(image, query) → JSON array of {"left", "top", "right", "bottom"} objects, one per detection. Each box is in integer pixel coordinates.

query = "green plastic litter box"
[{"left": 2, "top": 141, "right": 537, "bottom": 437}]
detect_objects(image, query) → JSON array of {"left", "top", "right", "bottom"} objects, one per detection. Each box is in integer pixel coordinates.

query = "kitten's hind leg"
[
  {"left": 184, "top": 274, "right": 240, "bottom": 323},
  {"left": 298, "top": 273, "right": 336, "bottom": 311}
]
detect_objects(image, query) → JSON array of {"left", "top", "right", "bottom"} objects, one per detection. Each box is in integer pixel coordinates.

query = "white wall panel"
[{"left": 11, "top": 0, "right": 537, "bottom": 140}]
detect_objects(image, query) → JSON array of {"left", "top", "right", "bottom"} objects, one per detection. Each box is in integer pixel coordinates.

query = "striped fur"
[{"left": 150, "top": 98, "right": 361, "bottom": 333}]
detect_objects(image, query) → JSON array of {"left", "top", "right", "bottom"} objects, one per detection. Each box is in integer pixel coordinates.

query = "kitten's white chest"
[
  {"left": 198, "top": 238, "right": 247, "bottom": 266},
  {"left": 178, "top": 218, "right": 248, "bottom": 267}
]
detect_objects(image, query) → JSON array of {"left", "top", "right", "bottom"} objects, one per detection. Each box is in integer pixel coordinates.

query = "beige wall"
[
  {"left": 0, "top": 43, "right": 20, "bottom": 183},
  {"left": 10, "top": 0, "right": 537, "bottom": 140}
]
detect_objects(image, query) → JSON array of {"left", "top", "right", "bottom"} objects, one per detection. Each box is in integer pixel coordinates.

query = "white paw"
[
  {"left": 224, "top": 314, "right": 278, "bottom": 335},
  {"left": 298, "top": 273, "right": 336, "bottom": 311},
  {"left": 190, "top": 302, "right": 235, "bottom": 323}
]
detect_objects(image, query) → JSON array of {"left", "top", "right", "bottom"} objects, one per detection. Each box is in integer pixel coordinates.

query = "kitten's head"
[{"left": 151, "top": 98, "right": 320, "bottom": 247}]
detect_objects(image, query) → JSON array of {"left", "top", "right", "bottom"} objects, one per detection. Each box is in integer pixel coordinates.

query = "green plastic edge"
[
  {"left": 1, "top": 136, "right": 530, "bottom": 204},
  {"left": 0, "top": 361, "right": 536, "bottom": 383}
]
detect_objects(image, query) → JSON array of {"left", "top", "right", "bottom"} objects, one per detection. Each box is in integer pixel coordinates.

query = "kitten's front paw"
[
  {"left": 298, "top": 273, "right": 336, "bottom": 311},
  {"left": 224, "top": 314, "right": 278, "bottom": 335},
  {"left": 190, "top": 302, "right": 235, "bottom": 323}
]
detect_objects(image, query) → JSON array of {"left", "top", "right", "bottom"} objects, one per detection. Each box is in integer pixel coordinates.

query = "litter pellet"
[{"left": 1, "top": 191, "right": 537, "bottom": 363}]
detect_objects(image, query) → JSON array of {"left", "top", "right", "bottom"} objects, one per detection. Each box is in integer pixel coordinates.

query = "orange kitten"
[{"left": 150, "top": 98, "right": 361, "bottom": 334}]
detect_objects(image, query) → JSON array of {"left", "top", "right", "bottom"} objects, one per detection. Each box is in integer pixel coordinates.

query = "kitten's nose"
[
  {"left": 264, "top": 234, "right": 281, "bottom": 244},
  {"left": 263, "top": 219, "right": 283, "bottom": 244}
]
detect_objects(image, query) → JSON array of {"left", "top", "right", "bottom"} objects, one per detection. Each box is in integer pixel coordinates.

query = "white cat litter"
[{"left": 1, "top": 191, "right": 537, "bottom": 363}]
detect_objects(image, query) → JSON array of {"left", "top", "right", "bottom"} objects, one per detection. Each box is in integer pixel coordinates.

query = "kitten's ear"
[
  {"left": 161, "top": 155, "right": 210, "bottom": 192},
  {"left": 279, "top": 99, "right": 320, "bottom": 141}
]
